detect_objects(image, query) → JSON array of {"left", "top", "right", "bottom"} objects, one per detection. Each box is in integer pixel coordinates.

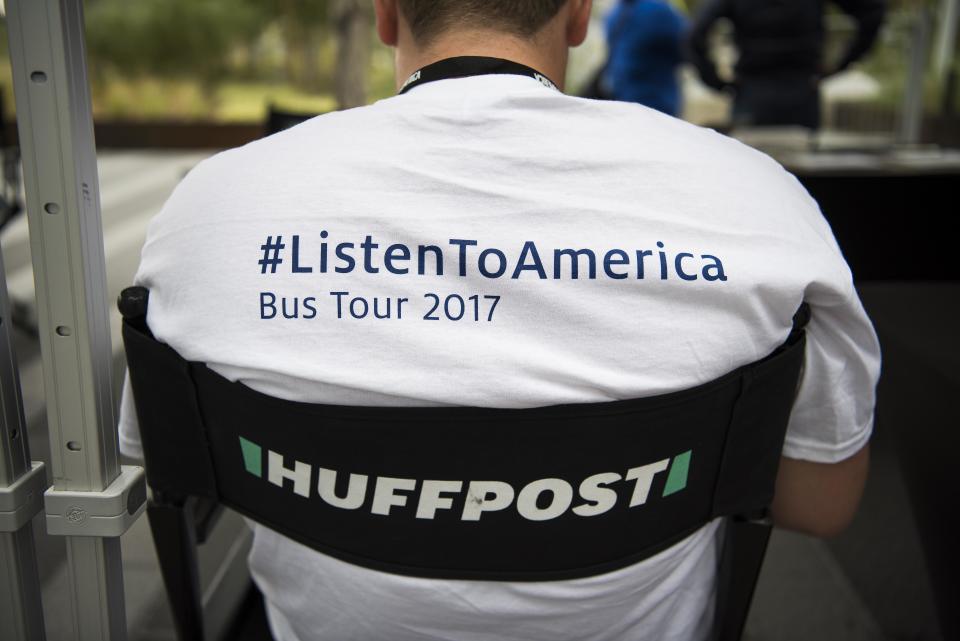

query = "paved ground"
[{"left": 1, "top": 151, "right": 946, "bottom": 641}]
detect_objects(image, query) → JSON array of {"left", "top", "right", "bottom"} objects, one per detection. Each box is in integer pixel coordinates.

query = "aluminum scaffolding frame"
[
  {"left": 4, "top": 1, "right": 146, "bottom": 639},
  {"left": 0, "top": 244, "right": 47, "bottom": 641}
]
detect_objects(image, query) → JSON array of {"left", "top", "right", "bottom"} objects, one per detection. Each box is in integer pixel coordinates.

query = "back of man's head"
[{"left": 398, "top": 0, "right": 570, "bottom": 43}]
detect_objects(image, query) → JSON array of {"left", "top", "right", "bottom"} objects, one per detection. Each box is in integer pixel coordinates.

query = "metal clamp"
[
  {"left": 0, "top": 461, "right": 48, "bottom": 532},
  {"left": 45, "top": 465, "right": 147, "bottom": 537}
]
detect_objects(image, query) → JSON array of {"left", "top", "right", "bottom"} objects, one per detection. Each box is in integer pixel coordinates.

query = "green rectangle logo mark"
[{"left": 239, "top": 436, "right": 263, "bottom": 477}]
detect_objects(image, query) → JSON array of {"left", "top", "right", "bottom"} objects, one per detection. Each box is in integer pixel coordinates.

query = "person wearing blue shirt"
[{"left": 603, "top": 0, "right": 688, "bottom": 116}]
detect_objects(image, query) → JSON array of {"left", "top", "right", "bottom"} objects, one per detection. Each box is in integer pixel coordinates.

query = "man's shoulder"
[
  {"left": 213, "top": 103, "right": 387, "bottom": 160},
  {"left": 177, "top": 103, "right": 391, "bottom": 188},
  {"left": 574, "top": 97, "right": 791, "bottom": 173},
  {"left": 186, "top": 94, "right": 799, "bottom": 207}
]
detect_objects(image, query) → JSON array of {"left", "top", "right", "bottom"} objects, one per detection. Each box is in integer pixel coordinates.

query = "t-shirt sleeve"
[
  {"left": 118, "top": 370, "right": 144, "bottom": 461},
  {"left": 115, "top": 153, "right": 226, "bottom": 463},
  {"left": 780, "top": 180, "right": 881, "bottom": 463}
]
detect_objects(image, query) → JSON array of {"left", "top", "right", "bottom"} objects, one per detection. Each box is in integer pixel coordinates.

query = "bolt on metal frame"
[{"left": 4, "top": 1, "right": 146, "bottom": 639}]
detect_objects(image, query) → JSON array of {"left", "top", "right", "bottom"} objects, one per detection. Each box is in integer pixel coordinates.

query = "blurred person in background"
[
  {"left": 600, "top": 0, "right": 689, "bottom": 115},
  {"left": 687, "top": 0, "right": 886, "bottom": 129}
]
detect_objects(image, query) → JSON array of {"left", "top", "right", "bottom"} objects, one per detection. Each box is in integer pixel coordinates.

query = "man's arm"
[
  {"left": 771, "top": 443, "right": 870, "bottom": 538},
  {"left": 686, "top": 0, "right": 732, "bottom": 91},
  {"left": 828, "top": 0, "right": 886, "bottom": 75}
]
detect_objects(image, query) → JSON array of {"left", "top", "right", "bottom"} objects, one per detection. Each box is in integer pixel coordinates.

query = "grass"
[
  {"left": 0, "top": 71, "right": 379, "bottom": 123},
  {"left": 89, "top": 76, "right": 342, "bottom": 122}
]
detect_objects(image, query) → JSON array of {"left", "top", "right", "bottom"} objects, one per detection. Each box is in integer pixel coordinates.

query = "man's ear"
[
  {"left": 566, "top": 0, "right": 593, "bottom": 47},
  {"left": 375, "top": 0, "right": 399, "bottom": 47}
]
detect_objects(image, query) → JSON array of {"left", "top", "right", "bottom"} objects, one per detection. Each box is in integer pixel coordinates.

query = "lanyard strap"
[{"left": 399, "top": 56, "right": 559, "bottom": 94}]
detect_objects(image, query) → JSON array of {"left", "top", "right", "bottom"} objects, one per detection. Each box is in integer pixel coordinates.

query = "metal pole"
[
  {"left": 934, "top": 0, "right": 958, "bottom": 80},
  {"left": 934, "top": 0, "right": 960, "bottom": 116},
  {"left": 4, "top": 1, "right": 146, "bottom": 639},
  {"left": 899, "top": 7, "right": 932, "bottom": 145},
  {"left": 0, "top": 244, "right": 46, "bottom": 641}
]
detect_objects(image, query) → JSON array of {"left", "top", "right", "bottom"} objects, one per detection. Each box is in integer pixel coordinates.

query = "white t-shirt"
[{"left": 119, "top": 73, "right": 879, "bottom": 641}]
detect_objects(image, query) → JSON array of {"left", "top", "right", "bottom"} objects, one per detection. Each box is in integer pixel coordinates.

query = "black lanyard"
[{"left": 399, "top": 56, "right": 559, "bottom": 94}]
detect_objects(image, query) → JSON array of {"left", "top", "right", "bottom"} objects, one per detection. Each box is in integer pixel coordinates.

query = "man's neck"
[{"left": 394, "top": 28, "right": 569, "bottom": 92}]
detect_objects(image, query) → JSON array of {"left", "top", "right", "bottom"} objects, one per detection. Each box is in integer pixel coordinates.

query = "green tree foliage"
[
  {"left": 84, "top": 0, "right": 269, "bottom": 86},
  {"left": 272, "top": 0, "right": 330, "bottom": 90}
]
